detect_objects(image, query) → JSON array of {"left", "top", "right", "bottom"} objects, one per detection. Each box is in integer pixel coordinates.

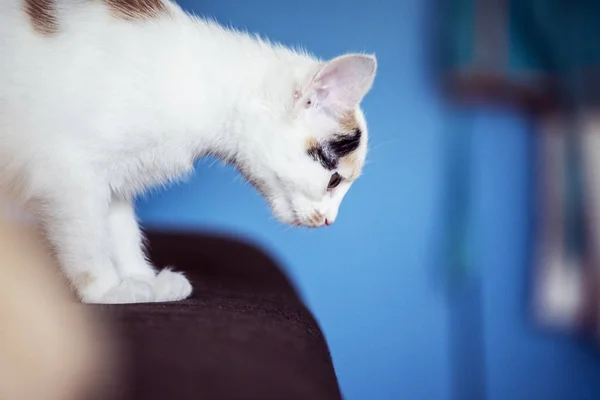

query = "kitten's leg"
[
  {"left": 107, "top": 198, "right": 156, "bottom": 280},
  {"left": 37, "top": 175, "right": 157, "bottom": 303},
  {"left": 108, "top": 198, "right": 192, "bottom": 302},
  {"left": 36, "top": 187, "right": 123, "bottom": 303}
]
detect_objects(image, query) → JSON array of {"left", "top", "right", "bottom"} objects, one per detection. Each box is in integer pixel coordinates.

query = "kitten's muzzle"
[{"left": 303, "top": 210, "right": 332, "bottom": 228}]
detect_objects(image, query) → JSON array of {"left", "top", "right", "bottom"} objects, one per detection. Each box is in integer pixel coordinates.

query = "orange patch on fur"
[
  {"left": 340, "top": 155, "right": 362, "bottom": 181},
  {"left": 339, "top": 110, "right": 360, "bottom": 133},
  {"left": 305, "top": 137, "right": 319, "bottom": 151},
  {"left": 24, "top": 0, "right": 58, "bottom": 36},
  {"left": 338, "top": 111, "right": 363, "bottom": 179}
]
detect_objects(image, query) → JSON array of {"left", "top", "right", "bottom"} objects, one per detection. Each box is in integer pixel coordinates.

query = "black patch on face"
[
  {"left": 307, "top": 128, "right": 362, "bottom": 170},
  {"left": 329, "top": 128, "right": 362, "bottom": 158},
  {"left": 307, "top": 145, "right": 338, "bottom": 170}
]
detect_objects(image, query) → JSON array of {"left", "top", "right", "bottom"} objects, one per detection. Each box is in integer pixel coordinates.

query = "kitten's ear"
[{"left": 302, "top": 54, "right": 377, "bottom": 114}]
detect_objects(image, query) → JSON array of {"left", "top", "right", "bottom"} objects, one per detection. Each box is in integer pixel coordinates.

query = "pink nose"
[{"left": 325, "top": 218, "right": 333, "bottom": 226}]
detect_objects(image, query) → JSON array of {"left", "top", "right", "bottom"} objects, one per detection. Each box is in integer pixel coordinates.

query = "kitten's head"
[{"left": 240, "top": 53, "right": 376, "bottom": 228}]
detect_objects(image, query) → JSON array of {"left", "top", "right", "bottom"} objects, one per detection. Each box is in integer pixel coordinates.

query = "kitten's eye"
[{"left": 327, "top": 172, "right": 342, "bottom": 190}]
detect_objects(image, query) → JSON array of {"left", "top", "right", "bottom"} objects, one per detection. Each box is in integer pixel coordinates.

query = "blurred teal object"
[
  {"left": 437, "top": 0, "right": 600, "bottom": 275},
  {"left": 437, "top": 2, "right": 600, "bottom": 397},
  {"left": 438, "top": 0, "right": 600, "bottom": 108}
]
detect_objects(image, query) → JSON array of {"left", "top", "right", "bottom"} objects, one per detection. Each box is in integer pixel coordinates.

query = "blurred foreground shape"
[{"left": 0, "top": 200, "right": 117, "bottom": 400}]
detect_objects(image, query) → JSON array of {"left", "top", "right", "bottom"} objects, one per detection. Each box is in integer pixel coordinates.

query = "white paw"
[
  {"left": 98, "top": 277, "right": 155, "bottom": 304},
  {"left": 153, "top": 269, "right": 192, "bottom": 302}
]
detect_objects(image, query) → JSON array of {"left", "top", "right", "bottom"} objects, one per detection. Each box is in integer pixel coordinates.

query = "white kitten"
[{"left": 0, "top": 0, "right": 377, "bottom": 304}]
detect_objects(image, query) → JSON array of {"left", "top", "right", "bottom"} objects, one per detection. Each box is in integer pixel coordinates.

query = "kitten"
[{"left": 0, "top": 0, "right": 377, "bottom": 304}]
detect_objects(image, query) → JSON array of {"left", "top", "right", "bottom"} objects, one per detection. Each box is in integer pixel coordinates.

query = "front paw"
[
  {"left": 153, "top": 269, "right": 193, "bottom": 302},
  {"left": 97, "top": 277, "right": 155, "bottom": 304}
]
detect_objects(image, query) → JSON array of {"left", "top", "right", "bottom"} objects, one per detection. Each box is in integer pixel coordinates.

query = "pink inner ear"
[
  {"left": 314, "top": 87, "right": 329, "bottom": 101},
  {"left": 310, "top": 55, "right": 376, "bottom": 113}
]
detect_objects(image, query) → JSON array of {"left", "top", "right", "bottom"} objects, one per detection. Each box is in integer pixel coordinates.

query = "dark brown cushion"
[{"left": 95, "top": 229, "right": 342, "bottom": 400}]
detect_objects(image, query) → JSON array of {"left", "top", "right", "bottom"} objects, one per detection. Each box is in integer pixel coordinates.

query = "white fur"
[{"left": 0, "top": 0, "right": 376, "bottom": 303}]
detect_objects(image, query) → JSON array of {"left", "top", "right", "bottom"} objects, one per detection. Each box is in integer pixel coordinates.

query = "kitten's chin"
[
  {"left": 270, "top": 209, "right": 299, "bottom": 227},
  {"left": 267, "top": 194, "right": 326, "bottom": 228},
  {"left": 270, "top": 208, "right": 325, "bottom": 229},
  {"left": 268, "top": 202, "right": 302, "bottom": 227},
  {"left": 275, "top": 215, "right": 323, "bottom": 229}
]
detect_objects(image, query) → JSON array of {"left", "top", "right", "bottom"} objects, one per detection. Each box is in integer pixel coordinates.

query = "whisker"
[{"left": 369, "top": 138, "right": 401, "bottom": 152}]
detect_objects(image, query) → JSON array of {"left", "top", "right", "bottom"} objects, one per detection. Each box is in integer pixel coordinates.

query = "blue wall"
[{"left": 138, "top": 1, "right": 600, "bottom": 399}]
